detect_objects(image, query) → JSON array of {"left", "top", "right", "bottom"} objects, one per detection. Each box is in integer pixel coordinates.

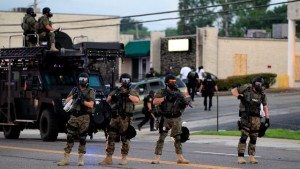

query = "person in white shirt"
[
  {"left": 180, "top": 66, "right": 191, "bottom": 84},
  {"left": 197, "top": 66, "right": 205, "bottom": 93},
  {"left": 197, "top": 66, "right": 205, "bottom": 81}
]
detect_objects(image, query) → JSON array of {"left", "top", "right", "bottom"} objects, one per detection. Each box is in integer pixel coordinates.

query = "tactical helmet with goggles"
[
  {"left": 252, "top": 76, "right": 264, "bottom": 93},
  {"left": 119, "top": 73, "right": 131, "bottom": 87},
  {"left": 42, "top": 7, "right": 53, "bottom": 17},
  {"left": 78, "top": 73, "right": 89, "bottom": 87},
  {"left": 26, "top": 7, "right": 36, "bottom": 17}
]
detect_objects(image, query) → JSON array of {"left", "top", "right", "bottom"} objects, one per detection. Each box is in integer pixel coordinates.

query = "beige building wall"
[
  {"left": 200, "top": 27, "right": 300, "bottom": 88},
  {"left": 119, "top": 34, "right": 134, "bottom": 77},
  {"left": 0, "top": 11, "right": 120, "bottom": 48},
  {"left": 150, "top": 31, "right": 165, "bottom": 73}
]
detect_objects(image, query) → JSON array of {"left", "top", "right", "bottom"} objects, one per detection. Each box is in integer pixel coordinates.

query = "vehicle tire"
[
  {"left": 3, "top": 125, "right": 21, "bottom": 139},
  {"left": 39, "top": 109, "right": 58, "bottom": 141}
]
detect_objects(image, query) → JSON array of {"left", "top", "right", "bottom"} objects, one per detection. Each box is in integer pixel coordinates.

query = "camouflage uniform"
[
  {"left": 154, "top": 88, "right": 186, "bottom": 155},
  {"left": 22, "top": 14, "right": 37, "bottom": 35},
  {"left": 64, "top": 86, "right": 95, "bottom": 154},
  {"left": 237, "top": 84, "right": 267, "bottom": 157},
  {"left": 105, "top": 89, "right": 139, "bottom": 156},
  {"left": 37, "top": 15, "right": 55, "bottom": 44}
]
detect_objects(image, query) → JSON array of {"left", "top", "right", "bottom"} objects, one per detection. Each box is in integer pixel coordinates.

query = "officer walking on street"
[
  {"left": 58, "top": 73, "right": 96, "bottom": 166},
  {"left": 231, "top": 77, "right": 270, "bottom": 164},
  {"left": 151, "top": 74, "right": 190, "bottom": 164},
  {"left": 100, "top": 73, "right": 140, "bottom": 166},
  {"left": 137, "top": 90, "right": 156, "bottom": 131},
  {"left": 37, "top": 7, "right": 58, "bottom": 51}
]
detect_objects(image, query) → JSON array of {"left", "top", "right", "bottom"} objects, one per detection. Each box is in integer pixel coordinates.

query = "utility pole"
[
  {"left": 33, "top": 0, "right": 38, "bottom": 12},
  {"left": 135, "top": 23, "right": 140, "bottom": 39}
]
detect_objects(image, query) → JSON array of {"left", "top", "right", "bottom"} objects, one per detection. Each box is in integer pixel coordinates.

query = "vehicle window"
[
  {"left": 149, "top": 81, "right": 164, "bottom": 92},
  {"left": 89, "top": 75, "right": 102, "bottom": 88},
  {"left": 136, "top": 83, "right": 147, "bottom": 94},
  {"left": 176, "top": 78, "right": 186, "bottom": 88},
  {"left": 44, "top": 71, "right": 76, "bottom": 86}
]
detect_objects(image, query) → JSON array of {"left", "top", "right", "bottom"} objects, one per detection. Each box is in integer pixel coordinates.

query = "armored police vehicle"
[{"left": 0, "top": 32, "right": 123, "bottom": 141}]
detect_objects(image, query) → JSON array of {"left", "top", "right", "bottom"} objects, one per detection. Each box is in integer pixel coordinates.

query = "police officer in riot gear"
[
  {"left": 58, "top": 73, "right": 95, "bottom": 166},
  {"left": 21, "top": 7, "right": 37, "bottom": 47},
  {"left": 100, "top": 73, "right": 139, "bottom": 166},
  {"left": 151, "top": 74, "right": 190, "bottom": 164},
  {"left": 231, "top": 77, "right": 270, "bottom": 164},
  {"left": 37, "top": 7, "right": 58, "bottom": 51}
]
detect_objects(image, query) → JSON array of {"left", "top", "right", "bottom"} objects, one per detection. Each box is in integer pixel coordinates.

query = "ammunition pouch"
[
  {"left": 163, "top": 112, "right": 182, "bottom": 119},
  {"left": 71, "top": 110, "right": 89, "bottom": 117}
]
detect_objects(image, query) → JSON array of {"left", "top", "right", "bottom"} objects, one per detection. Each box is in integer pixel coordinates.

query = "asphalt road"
[{"left": 0, "top": 92, "right": 300, "bottom": 169}]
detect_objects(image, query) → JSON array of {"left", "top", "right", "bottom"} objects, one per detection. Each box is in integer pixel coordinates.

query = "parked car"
[{"left": 130, "top": 77, "right": 187, "bottom": 113}]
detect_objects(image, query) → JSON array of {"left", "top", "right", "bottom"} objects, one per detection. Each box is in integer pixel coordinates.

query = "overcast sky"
[{"left": 0, "top": 0, "right": 287, "bottom": 31}]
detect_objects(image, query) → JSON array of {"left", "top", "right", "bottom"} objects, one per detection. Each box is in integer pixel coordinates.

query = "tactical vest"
[
  {"left": 242, "top": 87, "right": 264, "bottom": 117},
  {"left": 72, "top": 87, "right": 95, "bottom": 115},
  {"left": 110, "top": 89, "right": 135, "bottom": 117},
  {"left": 159, "top": 89, "right": 185, "bottom": 118},
  {"left": 21, "top": 15, "right": 34, "bottom": 32}
]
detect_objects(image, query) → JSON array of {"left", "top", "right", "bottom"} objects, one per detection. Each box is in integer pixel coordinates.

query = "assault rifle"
[{"left": 163, "top": 87, "right": 192, "bottom": 108}]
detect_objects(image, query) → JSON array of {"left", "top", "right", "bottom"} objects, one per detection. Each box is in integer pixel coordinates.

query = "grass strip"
[{"left": 192, "top": 129, "right": 300, "bottom": 140}]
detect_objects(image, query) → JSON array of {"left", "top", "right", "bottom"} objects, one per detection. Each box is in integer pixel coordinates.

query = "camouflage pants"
[
  {"left": 105, "top": 116, "right": 131, "bottom": 156},
  {"left": 154, "top": 117, "right": 182, "bottom": 155},
  {"left": 39, "top": 31, "right": 55, "bottom": 44},
  {"left": 64, "top": 114, "right": 90, "bottom": 154},
  {"left": 237, "top": 116, "right": 260, "bottom": 156}
]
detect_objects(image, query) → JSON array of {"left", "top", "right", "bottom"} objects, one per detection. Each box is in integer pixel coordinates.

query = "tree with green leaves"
[
  {"left": 120, "top": 18, "right": 150, "bottom": 39},
  {"left": 177, "top": 0, "right": 216, "bottom": 35}
]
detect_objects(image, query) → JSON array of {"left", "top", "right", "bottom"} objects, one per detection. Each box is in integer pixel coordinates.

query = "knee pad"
[
  {"left": 67, "top": 134, "right": 74, "bottom": 143},
  {"left": 239, "top": 136, "right": 248, "bottom": 143},
  {"left": 250, "top": 139, "right": 257, "bottom": 145}
]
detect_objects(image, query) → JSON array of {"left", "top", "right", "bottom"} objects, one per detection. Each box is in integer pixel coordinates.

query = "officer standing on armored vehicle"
[
  {"left": 151, "top": 74, "right": 190, "bottom": 164},
  {"left": 37, "top": 7, "right": 58, "bottom": 51},
  {"left": 21, "top": 7, "right": 37, "bottom": 47},
  {"left": 58, "top": 73, "right": 95, "bottom": 166},
  {"left": 100, "top": 73, "right": 140, "bottom": 166},
  {"left": 231, "top": 77, "right": 270, "bottom": 164}
]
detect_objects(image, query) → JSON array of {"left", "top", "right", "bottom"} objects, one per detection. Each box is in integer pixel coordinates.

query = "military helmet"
[
  {"left": 180, "top": 126, "right": 190, "bottom": 143},
  {"left": 126, "top": 125, "right": 137, "bottom": 140},
  {"left": 119, "top": 73, "right": 132, "bottom": 87},
  {"left": 252, "top": 76, "right": 264, "bottom": 85},
  {"left": 26, "top": 7, "right": 34, "bottom": 14},
  {"left": 78, "top": 72, "right": 89, "bottom": 86},
  {"left": 42, "top": 7, "right": 51, "bottom": 14}
]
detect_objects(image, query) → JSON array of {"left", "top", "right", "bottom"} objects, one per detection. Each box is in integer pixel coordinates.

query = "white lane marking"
[{"left": 193, "top": 151, "right": 261, "bottom": 158}]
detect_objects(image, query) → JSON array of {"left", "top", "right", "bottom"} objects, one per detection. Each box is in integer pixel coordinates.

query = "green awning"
[{"left": 125, "top": 40, "right": 150, "bottom": 58}]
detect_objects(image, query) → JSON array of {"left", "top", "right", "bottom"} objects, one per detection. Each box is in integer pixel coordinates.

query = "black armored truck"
[{"left": 0, "top": 32, "right": 124, "bottom": 141}]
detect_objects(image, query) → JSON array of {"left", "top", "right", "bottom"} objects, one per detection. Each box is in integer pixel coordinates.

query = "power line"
[
  {"left": 0, "top": 0, "right": 252, "bottom": 26},
  {"left": 0, "top": 0, "right": 297, "bottom": 34}
]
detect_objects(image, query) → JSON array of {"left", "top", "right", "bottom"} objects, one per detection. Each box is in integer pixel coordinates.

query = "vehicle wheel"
[
  {"left": 39, "top": 109, "right": 58, "bottom": 141},
  {"left": 3, "top": 125, "right": 21, "bottom": 139}
]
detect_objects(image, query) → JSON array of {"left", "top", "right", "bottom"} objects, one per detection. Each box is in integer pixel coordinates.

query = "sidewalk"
[{"left": 215, "top": 87, "right": 300, "bottom": 96}]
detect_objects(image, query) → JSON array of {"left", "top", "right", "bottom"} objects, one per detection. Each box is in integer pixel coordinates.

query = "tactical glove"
[
  {"left": 237, "top": 94, "right": 244, "bottom": 100},
  {"left": 265, "top": 118, "right": 270, "bottom": 127}
]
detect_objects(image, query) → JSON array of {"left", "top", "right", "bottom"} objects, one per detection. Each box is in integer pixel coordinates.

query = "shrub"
[{"left": 217, "top": 73, "right": 277, "bottom": 91}]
